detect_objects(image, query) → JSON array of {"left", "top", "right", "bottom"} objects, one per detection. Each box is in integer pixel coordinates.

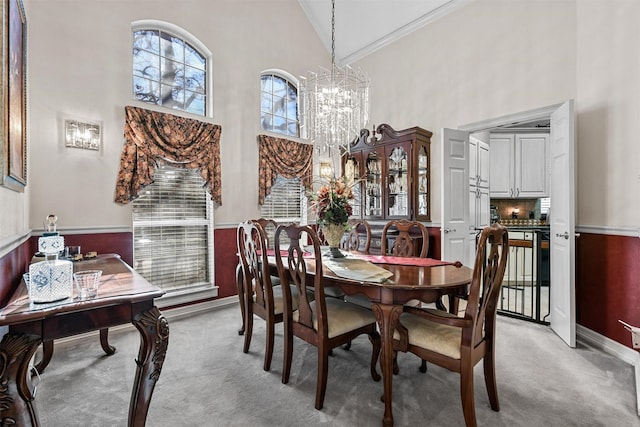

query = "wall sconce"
[
  {"left": 319, "top": 162, "right": 333, "bottom": 180},
  {"left": 65, "top": 119, "right": 101, "bottom": 150}
]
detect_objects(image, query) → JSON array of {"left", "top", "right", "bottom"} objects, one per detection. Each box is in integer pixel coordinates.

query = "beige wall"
[
  {"left": 356, "top": 0, "right": 576, "bottom": 225},
  {"left": 0, "top": 0, "right": 636, "bottom": 250},
  {"left": 575, "top": 1, "right": 640, "bottom": 228},
  {"left": 355, "top": 0, "right": 639, "bottom": 229},
  {"left": 22, "top": 0, "right": 327, "bottom": 231}
]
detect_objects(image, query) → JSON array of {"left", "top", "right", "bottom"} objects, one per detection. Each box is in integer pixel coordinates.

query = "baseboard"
[
  {"left": 577, "top": 324, "right": 640, "bottom": 416},
  {"left": 51, "top": 296, "right": 239, "bottom": 345}
]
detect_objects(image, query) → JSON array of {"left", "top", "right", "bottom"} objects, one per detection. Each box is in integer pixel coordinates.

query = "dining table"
[{"left": 267, "top": 250, "right": 473, "bottom": 427}]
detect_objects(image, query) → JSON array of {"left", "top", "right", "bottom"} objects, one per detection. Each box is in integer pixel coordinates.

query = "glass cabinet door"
[
  {"left": 364, "top": 152, "right": 383, "bottom": 218},
  {"left": 344, "top": 155, "right": 361, "bottom": 218},
  {"left": 417, "top": 145, "right": 429, "bottom": 218},
  {"left": 386, "top": 146, "right": 409, "bottom": 217}
]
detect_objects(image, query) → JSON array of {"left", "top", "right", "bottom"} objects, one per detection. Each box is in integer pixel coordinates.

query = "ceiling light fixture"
[{"left": 302, "top": 0, "right": 369, "bottom": 158}]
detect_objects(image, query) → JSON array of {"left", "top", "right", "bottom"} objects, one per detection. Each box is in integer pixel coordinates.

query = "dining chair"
[
  {"left": 392, "top": 223, "right": 509, "bottom": 427},
  {"left": 315, "top": 224, "right": 346, "bottom": 300},
  {"left": 381, "top": 219, "right": 429, "bottom": 257},
  {"left": 237, "top": 220, "right": 298, "bottom": 371},
  {"left": 274, "top": 223, "right": 381, "bottom": 410},
  {"left": 340, "top": 218, "right": 372, "bottom": 253},
  {"left": 342, "top": 218, "right": 374, "bottom": 316},
  {"left": 236, "top": 218, "right": 279, "bottom": 336}
]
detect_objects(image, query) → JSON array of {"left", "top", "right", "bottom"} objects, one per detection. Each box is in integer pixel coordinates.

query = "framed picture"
[{"left": 0, "top": 0, "right": 26, "bottom": 192}]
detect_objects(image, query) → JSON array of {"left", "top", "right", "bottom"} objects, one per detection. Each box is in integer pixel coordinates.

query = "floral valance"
[
  {"left": 258, "top": 135, "right": 313, "bottom": 205},
  {"left": 114, "top": 106, "right": 222, "bottom": 205}
]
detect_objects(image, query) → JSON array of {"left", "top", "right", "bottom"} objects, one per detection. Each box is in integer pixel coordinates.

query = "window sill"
[{"left": 155, "top": 285, "right": 218, "bottom": 309}]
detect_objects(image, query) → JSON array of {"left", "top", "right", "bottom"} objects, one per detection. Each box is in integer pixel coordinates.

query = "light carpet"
[{"left": 34, "top": 303, "right": 638, "bottom": 426}]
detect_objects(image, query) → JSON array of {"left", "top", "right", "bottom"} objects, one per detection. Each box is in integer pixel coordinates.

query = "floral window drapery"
[
  {"left": 114, "top": 106, "right": 222, "bottom": 205},
  {"left": 258, "top": 135, "right": 313, "bottom": 205}
]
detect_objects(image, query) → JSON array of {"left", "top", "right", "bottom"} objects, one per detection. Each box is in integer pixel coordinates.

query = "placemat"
[{"left": 323, "top": 257, "right": 393, "bottom": 283}]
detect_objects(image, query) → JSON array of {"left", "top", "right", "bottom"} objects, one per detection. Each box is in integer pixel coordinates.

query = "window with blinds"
[
  {"left": 260, "top": 176, "right": 306, "bottom": 242},
  {"left": 132, "top": 164, "right": 214, "bottom": 293}
]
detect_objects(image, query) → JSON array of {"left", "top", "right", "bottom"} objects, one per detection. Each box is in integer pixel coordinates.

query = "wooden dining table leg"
[
  {"left": 34, "top": 340, "right": 54, "bottom": 373},
  {"left": 371, "top": 302, "right": 403, "bottom": 427},
  {"left": 100, "top": 328, "right": 116, "bottom": 355}
]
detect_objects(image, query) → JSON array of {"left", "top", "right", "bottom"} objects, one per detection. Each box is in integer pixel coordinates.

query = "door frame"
[{"left": 456, "top": 102, "right": 574, "bottom": 344}]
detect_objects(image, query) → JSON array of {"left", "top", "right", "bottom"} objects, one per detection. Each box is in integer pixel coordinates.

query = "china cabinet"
[{"left": 343, "top": 123, "right": 432, "bottom": 222}]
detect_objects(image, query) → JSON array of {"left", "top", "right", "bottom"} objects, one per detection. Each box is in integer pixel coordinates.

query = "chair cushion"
[
  {"left": 293, "top": 298, "right": 377, "bottom": 338},
  {"left": 394, "top": 310, "right": 462, "bottom": 359},
  {"left": 253, "top": 285, "right": 299, "bottom": 315}
]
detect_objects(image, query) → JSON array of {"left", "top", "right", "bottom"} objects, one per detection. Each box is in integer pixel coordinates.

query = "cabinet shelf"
[{"left": 343, "top": 123, "right": 432, "bottom": 222}]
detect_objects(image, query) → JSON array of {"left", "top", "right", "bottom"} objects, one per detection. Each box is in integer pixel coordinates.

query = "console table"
[{"left": 0, "top": 254, "right": 168, "bottom": 427}]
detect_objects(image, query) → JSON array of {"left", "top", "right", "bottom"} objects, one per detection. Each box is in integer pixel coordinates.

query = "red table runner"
[{"left": 352, "top": 254, "right": 456, "bottom": 267}]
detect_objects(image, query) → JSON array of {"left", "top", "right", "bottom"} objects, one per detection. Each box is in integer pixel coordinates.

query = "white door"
[
  {"left": 549, "top": 100, "right": 576, "bottom": 347},
  {"left": 441, "top": 128, "right": 470, "bottom": 264}
]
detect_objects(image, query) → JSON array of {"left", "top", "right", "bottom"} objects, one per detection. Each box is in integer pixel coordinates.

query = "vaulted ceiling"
[{"left": 297, "top": 0, "right": 469, "bottom": 65}]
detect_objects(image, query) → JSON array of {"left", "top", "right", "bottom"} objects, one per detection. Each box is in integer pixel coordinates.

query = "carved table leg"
[
  {"left": 0, "top": 333, "right": 42, "bottom": 426},
  {"left": 128, "top": 306, "right": 169, "bottom": 427},
  {"left": 34, "top": 340, "right": 54, "bottom": 374},
  {"left": 371, "top": 303, "right": 403, "bottom": 427},
  {"left": 100, "top": 328, "right": 116, "bottom": 355},
  {"left": 236, "top": 263, "right": 246, "bottom": 335}
]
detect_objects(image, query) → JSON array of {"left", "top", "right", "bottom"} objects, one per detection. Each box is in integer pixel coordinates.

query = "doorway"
[{"left": 443, "top": 101, "right": 576, "bottom": 347}]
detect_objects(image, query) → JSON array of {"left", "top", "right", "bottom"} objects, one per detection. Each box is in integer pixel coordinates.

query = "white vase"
[{"left": 321, "top": 223, "right": 346, "bottom": 258}]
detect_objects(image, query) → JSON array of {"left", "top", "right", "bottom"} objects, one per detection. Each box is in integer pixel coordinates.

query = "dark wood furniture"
[
  {"left": 0, "top": 254, "right": 168, "bottom": 427},
  {"left": 268, "top": 252, "right": 473, "bottom": 426},
  {"left": 340, "top": 218, "right": 372, "bottom": 253},
  {"left": 274, "top": 224, "right": 381, "bottom": 410},
  {"left": 381, "top": 219, "right": 429, "bottom": 257},
  {"left": 344, "top": 123, "right": 432, "bottom": 223},
  {"left": 237, "top": 220, "right": 289, "bottom": 371},
  {"left": 393, "top": 224, "right": 509, "bottom": 427},
  {"left": 236, "top": 218, "right": 278, "bottom": 335}
]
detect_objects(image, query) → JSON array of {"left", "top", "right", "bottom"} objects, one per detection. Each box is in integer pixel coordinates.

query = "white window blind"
[
  {"left": 133, "top": 165, "right": 214, "bottom": 292},
  {"left": 260, "top": 176, "right": 306, "bottom": 242}
]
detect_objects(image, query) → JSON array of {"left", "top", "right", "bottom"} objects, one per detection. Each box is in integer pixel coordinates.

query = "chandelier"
[{"left": 302, "top": 0, "right": 370, "bottom": 157}]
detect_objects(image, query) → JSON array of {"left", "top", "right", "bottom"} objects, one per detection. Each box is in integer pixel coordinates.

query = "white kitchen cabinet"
[
  {"left": 469, "top": 135, "right": 490, "bottom": 189},
  {"left": 490, "top": 133, "right": 549, "bottom": 198},
  {"left": 468, "top": 136, "right": 490, "bottom": 265},
  {"left": 469, "top": 136, "right": 490, "bottom": 228}
]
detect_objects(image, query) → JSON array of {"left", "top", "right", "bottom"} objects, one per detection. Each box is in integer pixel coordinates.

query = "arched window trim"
[
  {"left": 260, "top": 68, "right": 301, "bottom": 138},
  {"left": 132, "top": 19, "right": 213, "bottom": 118}
]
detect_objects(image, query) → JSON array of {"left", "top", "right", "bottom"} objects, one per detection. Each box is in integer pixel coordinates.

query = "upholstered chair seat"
[{"left": 293, "top": 298, "right": 378, "bottom": 338}]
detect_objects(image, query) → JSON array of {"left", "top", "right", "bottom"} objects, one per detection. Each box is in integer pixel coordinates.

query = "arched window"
[
  {"left": 260, "top": 70, "right": 299, "bottom": 137},
  {"left": 132, "top": 20, "right": 212, "bottom": 116}
]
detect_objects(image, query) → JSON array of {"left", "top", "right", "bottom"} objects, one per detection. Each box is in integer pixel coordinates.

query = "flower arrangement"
[{"left": 309, "top": 177, "right": 354, "bottom": 227}]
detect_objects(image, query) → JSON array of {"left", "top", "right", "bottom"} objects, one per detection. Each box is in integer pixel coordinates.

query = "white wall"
[{"left": 23, "top": 0, "right": 328, "bottom": 230}]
